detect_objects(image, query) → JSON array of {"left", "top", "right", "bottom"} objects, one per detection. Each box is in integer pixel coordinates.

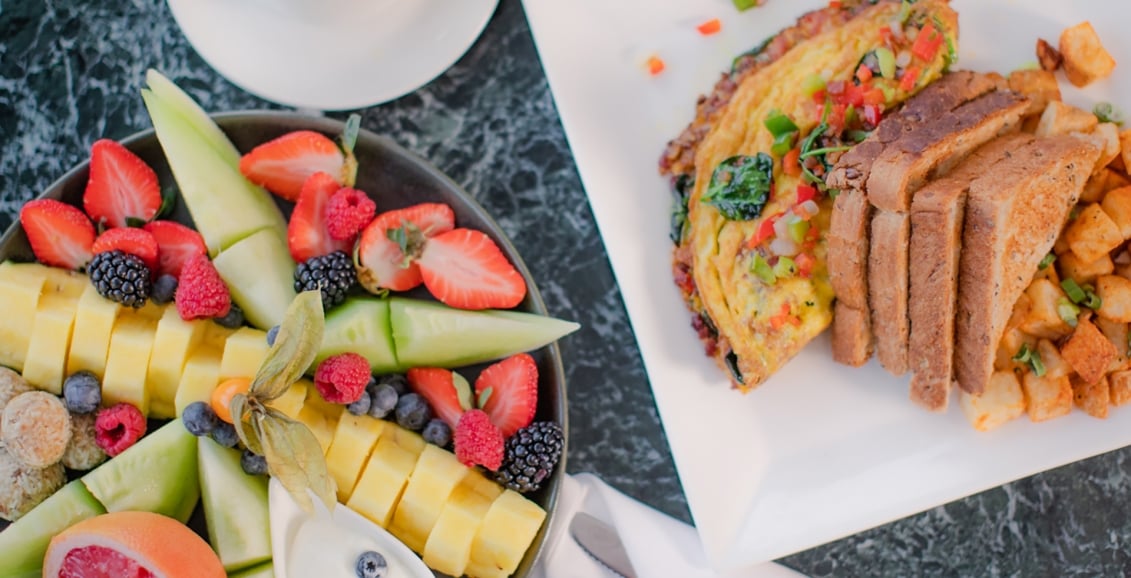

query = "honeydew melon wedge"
[
  {"left": 316, "top": 296, "right": 398, "bottom": 373},
  {"left": 141, "top": 87, "right": 286, "bottom": 256},
  {"left": 144, "top": 70, "right": 241, "bottom": 168},
  {"left": 229, "top": 562, "right": 276, "bottom": 578},
  {"left": 0, "top": 480, "right": 105, "bottom": 578},
  {"left": 212, "top": 229, "right": 297, "bottom": 330},
  {"left": 197, "top": 437, "right": 272, "bottom": 573}
]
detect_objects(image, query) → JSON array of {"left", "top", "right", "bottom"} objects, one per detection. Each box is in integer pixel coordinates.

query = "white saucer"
[{"left": 167, "top": 0, "right": 499, "bottom": 111}]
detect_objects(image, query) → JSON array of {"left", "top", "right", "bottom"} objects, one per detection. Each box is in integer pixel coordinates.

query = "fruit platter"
[{"left": 0, "top": 70, "right": 578, "bottom": 578}]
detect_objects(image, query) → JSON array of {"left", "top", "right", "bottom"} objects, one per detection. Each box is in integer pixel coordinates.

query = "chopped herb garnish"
[
  {"left": 1062, "top": 278, "right": 1102, "bottom": 309},
  {"left": 752, "top": 254, "right": 776, "bottom": 284},
  {"left": 669, "top": 174, "right": 694, "bottom": 245},
  {"left": 1094, "top": 102, "right": 1125, "bottom": 126},
  {"left": 1038, "top": 253, "right": 1056, "bottom": 270},
  {"left": 1057, "top": 298, "right": 1080, "bottom": 327},
  {"left": 703, "top": 153, "right": 774, "bottom": 221},
  {"left": 772, "top": 256, "right": 797, "bottom": 278},
  {"left": 732, "top": 0, "right": 761, "bottom": 11},
  {"left": 1012, "top": 343, "right": 1046, "bottom": 377},
  {"left": 765, "top": 111, "right": 800, "bottom": 157}
]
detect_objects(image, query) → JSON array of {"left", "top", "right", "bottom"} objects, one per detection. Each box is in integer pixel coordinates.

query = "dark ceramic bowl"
[{"left": 0, "top": 111, "right": 567, "bottom": 578}]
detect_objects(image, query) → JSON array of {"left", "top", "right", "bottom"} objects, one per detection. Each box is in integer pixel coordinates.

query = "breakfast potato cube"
[
  {"left": 1072, "top": 374, "right": 1110, "bottom": 418},
  {"left": 1097, "top": 275, "right": 1131, "bottom": 322},
  {"left": 1053, "top": 230, "right": 1072, "bottom": 255},
  {"left": 1105, "top": 168, "right": 1131, "bottom": 191},
  {"left": 1101, "top": 186, "right": 1131, "bottom": 238},
  {"left": 1057, "top": 250, "right": 1113, "bottom": 285},
  {"left": 996, "top": 327, "right": 1037, "bottom": 371},
  {"left": 1035, "top": 101, "right": 1099, "bottom": 136},
  {"left": 1038, "top": 338, "right": 1074, "bottom": 380},
  {"left": 1032, "top": 259, "right": 1061, "bottom": 285},
  {"left": 1021, "top": 370, "right": 1073, "bottom": 422},
  {"left": 1089, "top": 123, "right": 1122, "bottom": 173},
  {"left": 1081, "top": 172, "right": 1109, "bottom": 203},
  {"left": 1007, "top": 69, "right": 1061, "bottom": 117},
  {"left": 1120, "top": 129, "right": 1131, "bottom": 172},
  {"left": 1110, "top": 370, "right": 1131, "bottom": 406},
  {"left": 1060, "top": 315, "right": 1119, "bottom": 383},
  {"left": 1065, "top": 204, "right": 1123, "bottom": 264},
  {"left": 1019, "top": 278, "right": 1074, "bottom": 340},
  {"left": 959, "top": 371, "right": 1026, "bottom": 431},
  {"left": 1059, "top": 21, "right": 1117, "bottom": 88},
  {"left": 1094, "top": 316, "right": 1130, "bottom": 357}
]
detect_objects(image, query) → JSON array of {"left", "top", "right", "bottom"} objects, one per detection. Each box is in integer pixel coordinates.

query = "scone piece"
[{"left": 1, "top": 391, "right": 72, "bottom": 468}]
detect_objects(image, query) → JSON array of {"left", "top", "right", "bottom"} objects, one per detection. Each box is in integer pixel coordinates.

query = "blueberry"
[
  {"left": 347, "top": 391, "right": 372, "bottom": 416},
  {"left": 394, "top": 393, "right": 432, "bottom": 431},
  {"left": 355, "top": 551, "right": 387, "bottom": 578},
  {"left": 241, "top": 449, "right": 269, "bottom": 476},
  {"left": 62, "top": 371, "right": 102, "bottom": 414},
  {"left": 213, "top": 303, "right": 245, "bottom": 329},
  {"left": 266, "top": 325, "right": 280, "bottom": 347},
  {"left": 210, "top": 421, "right": 240, "bottom": 448},
  {"left": 182, "top": 401, "right": 219, "bottom": 437},
  {"left": 368, "top": 384, "right": 399, "bottom": 419},
  {"left": 422, "top": 419, "right": 452, "bottom": 448},
  {"left": 150, "top": 274, "right": 178, "bottom": 305},
  {"left": 374, "top": 374, "right": 408, "bottom": 396}
]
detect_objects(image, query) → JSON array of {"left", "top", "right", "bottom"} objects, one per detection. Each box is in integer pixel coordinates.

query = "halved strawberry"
[
  {"left": 239, "top": 131, "right": 346, "bottom": 202},
  {"left": 407, "top": 367, "right": 467, "bottom": 429},
  {"left": 19, "top": 199, "right": 96, "bottom": 270},
  {"left": 92, "top": 227, "right": 159, "bottom": 273},
  {"left": 83, "top": 139, "right": 162, "bottom": 228},
  {"left": 287, "top": 172, "right": 352, "bottom": 263},
  {"left": 417, "top": 228, "right": 526, "bottom": 310},
  {"left": 355, "top": 203, "right": 455, "bottom": 293},
  {"left": 143, "top": 220, "right": 207, "bottom": 278},
  {"left": 474, "top": 353, "right": 538, "bottom": 437}
]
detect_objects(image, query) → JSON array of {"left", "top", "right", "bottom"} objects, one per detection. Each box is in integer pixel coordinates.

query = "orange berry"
[{"left": 210, "top": 377, "right": 251, "bottom": 424}]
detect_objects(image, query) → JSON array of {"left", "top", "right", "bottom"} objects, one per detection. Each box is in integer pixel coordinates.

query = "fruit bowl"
[{"left": 0, "top": 111, "right": 567, "bottom": 578}]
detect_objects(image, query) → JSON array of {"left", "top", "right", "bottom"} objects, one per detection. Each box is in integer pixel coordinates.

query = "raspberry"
[
  {"left": 94, "top": 403, "right": 147, "bottom": 457},
  {"left": 454, "top": 409, "right": 504, "bottom": 471},
  {"left": 326, "top": 188, "right": 376, "bottom": 241},
  {"left": 314, "top": 353, "right": 370, "bottom": 404},
  {"left": 175, "top": 254, "right": 231, "bottom": 321}
]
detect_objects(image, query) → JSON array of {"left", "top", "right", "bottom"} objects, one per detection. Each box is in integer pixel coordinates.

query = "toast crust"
[
  {"left": 869, "top": 211, "right": 911, "bottom": 375},
  {"left": 832, "top": 302, "right": 873, "bottom": 366}
]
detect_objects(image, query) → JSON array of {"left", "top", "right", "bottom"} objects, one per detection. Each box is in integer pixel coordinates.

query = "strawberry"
[
  {"left": 287, "top": 172, "right": 352, "bottom": 263},
  {"left": 474, "top": 353, "right": 538, "bottom": 437},
  {"left": 325, "top": 187, "right": 376, "bottom": 241},
  {"left": 354, "top": 203, "right": 455, "bottom": 293},
  {"left": 19, "top": 199, "right": 96, "bottom": 270},
  {"left": 417, "top": 228, "right": 527, "bottom": 310},
  {"left": 92, "top": 227, "right": 159, "bottom": 273},
  {"left": 239, "top": 131, "right": 346, "bottom": 202},
  {"left": 83, "top": 139, "right": 162, "bottom": 228},
  {"left": 142, "top": 220, "right": 207, "bottom": 278},
  {"left": 406, "top": 367, "right": 467, "bottom": 429}
]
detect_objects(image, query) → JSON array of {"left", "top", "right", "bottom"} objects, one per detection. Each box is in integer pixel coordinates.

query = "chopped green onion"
[
  {"left": 788, "top": 218, "right": 810, "bottom": 244},
  {"left": 773, "top": 256, "right": 797, "bottom": 278},
  {"left": 752, "top": 254, "right": 776, "bottom": 284},
  {"left": 1012, "top": 343, "right": 1046, "bottom": 377},
  {"left": 1014, "top": 61, "right": 1041, "bottom": 72},
  {"left": 764, "top": 111, "right": 799, "bottom": 138},
  {"left": 1038, "top": 253, "right": 1056, "bottom": 270},
  {"left": 1083, "top": 290, "right": 1103, "bottom": 310},
  {"left": 1061, "top": 278, "right": 1086, "bottom": 304},
  {"left": 1094, "top": 102, "right": 1125, "bottom": 126},
  {"left": 875, "top": 47, "right": 897, "bottom": 79},
  {"left": 802, "top": 74, "right": 826, "bottom": 98},
  {"left": 1057, "top": 298, "right": 1080, "bottom": 327},
  {"left": 1012, "top": 343, "right": 1032, "bottom": 364},
  {"left": 771, "top": 132, "right": 798, "bottom": 157},
  {"left": 733, "top": 0, "right": 760, "bottom": 11}
]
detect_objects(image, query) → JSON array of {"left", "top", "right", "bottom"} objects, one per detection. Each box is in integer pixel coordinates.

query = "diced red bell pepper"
[
  {"left": 900, "top": 66, "right": 921, "bottom": 92},
  {"left": 811, "top": 89, "right": 827, "bottom": 106},
  {"left": 827, "top": 103, "right": 847, "bottom": 133},
  {"left": 697, "top": 18, "right": 722, "bottom": 36},
  {"left": 795, "top": 252, "right": 815, "bottom": 278},
  {"left": 647, "top": 55, "right": 666, "bottom": 76},
  {"left": 879, "top": 26, "right": 893, "bottom": 44},
  {"left": 911, "top": 22, "right": 944, "bottom": 61},
  {"left": 842, "top": 84, "right": 866, "bottom": 108},
  {"left": 863, "top": 88, "right": 886, "bottom": 106},
  {"left": 747, "top": 212, "right": 783, "bottom": 248},
  {"left": 783, "top": 147, "right": 801, "bottom": 177},
  {"left": 862, "top": 104, "right": 883, "bottom": 127},
  {"left": 855, "top": 65, "right": 873, "bottom": 83},
  {"left": 796, "top": 184, "right": 818, "bottom": 205}
]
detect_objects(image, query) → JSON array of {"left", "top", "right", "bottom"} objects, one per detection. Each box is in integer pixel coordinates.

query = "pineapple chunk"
[
  {"left": 388, "top": 424, "right": 426, "bottom": 455},
  {"left": 424, "top": 470, "right": 503, "bottom": 576},
  {"left": 38, "top": 265, "right": 88, "bottom": 297},
  {"left": 325, "top": 414, "right": 387, "bottom": 502},
  {"left": 391, "top": 444, "right": 471, "bottom": 553},
  {"left": 0, "top": 263, "right": 47, "bottom": 371},
  {"left": 298, "top": 402, "right": 342, "bottom": 454},
  {"left": 102, "top": 313, "right": 158, "bottom": 414},
  {"left": 173, "top": 344, "right": 224, "bottom": 417},
  {"left": 147, "top": 307, "right": 208, "bottom": 418},
  {"left": 22, "top": 292, "right": 81, "bottom": 394},
  {"left": 266, "top": 382, "right": 307, "bottom": 419},
  {"left": 67, "top": 284, "right": 122, "bottom": 378},
  {"left": 347, "top": 434, "right": 425, "bottom": 528},
  {"left": 467, "top": 490, "right": 547, "bottom": 578},
  {"left": 218, "top": 327, "right": 270, "bottom": 380}
]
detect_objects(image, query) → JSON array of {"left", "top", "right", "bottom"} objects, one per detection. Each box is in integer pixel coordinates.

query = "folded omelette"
[{"left": 677, "top": 0, "right": 958, "bottom": 390}]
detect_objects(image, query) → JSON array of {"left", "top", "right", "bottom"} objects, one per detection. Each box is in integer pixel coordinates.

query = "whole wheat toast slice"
[
  {"left": 832, "top": 302, "right": 873, "bottom": 367},
  {"left": 869, "top": 211, "right": 912, "bottom": 375},
  {"left": 954, "top": 134, "right": 1102, "bottom": 395},
  {"left": 907, "top": 133, "right": 1038, "bottom": 411}
]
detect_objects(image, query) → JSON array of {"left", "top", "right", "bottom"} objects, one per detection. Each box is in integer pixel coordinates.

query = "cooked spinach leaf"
[
  {"left": 703, "top": 153, "right": 773, "bottom": 221},
  {"left": 670, "top": 174, "right": 694, "bottom": 245}
]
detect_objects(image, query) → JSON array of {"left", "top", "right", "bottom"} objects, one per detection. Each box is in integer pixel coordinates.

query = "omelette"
[{"left": 671, "top": 0, "right": 958, "bottom": 390}]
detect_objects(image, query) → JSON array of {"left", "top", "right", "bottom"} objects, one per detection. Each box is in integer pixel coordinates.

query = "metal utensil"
[{"left": 569, "top": 512, "right": 638, "bottom": 578}]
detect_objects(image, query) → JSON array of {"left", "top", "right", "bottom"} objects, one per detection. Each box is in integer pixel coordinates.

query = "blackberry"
[
  {"left": 494, "top": 422, "right": 563, "bottom": 493},
  {"left": 151, "top": 274, "right": 178, "bottom": 305},
  {"left": 89, "top": 250, "right": 151, "bottom": 308},
  {"left": 294, "top": 251, "right": 356, "bottom": 309}
]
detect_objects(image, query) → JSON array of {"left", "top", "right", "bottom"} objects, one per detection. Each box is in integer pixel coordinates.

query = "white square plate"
[{"left": 523, "top": 0, "right": 1131, "bottom": 571}]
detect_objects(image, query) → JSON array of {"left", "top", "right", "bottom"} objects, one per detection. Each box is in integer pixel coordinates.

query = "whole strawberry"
[{"left": 454, "top": 409, "right": 504, "bottom": 471}]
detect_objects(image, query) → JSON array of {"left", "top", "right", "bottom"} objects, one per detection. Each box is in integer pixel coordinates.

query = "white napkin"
[{"left": 532, "top": 474, "right": 809, "bottom": 578}]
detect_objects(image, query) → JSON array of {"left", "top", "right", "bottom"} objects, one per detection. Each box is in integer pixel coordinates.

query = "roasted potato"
[
  {"left": 996, "top": 327, "right": 1037, "bottom": 372},
  {"left": 1065, "top": 204, "right": 1123, "bottom": 264},
  {"left": 1110, "top": 370, "right": 1131, "bottom": 406},
  {"left": 1007, "top": 68, "right": 1061, "bottom": 117},
  {"left": 1036, "top": 38, "right": 1063, "bottom": 72},
  {"left": 1072, "top": 374, "right": 1111, "bottom": 418},
  {"left": 1094, "top": 316, "right": 1130, "bottom": 358},
  {"left": 1035, "top": 101, "right": 1099, "bottom": 136},
  {"left": 1088, "top": 123, "right": 1122, "bottom": 173},
  {"left": 1038, "top": 337, "right": 1074, "bottom": 380},
  {"left": 959, "top": 370, "right": 1026, "bottom": 431},
  {"left": 1021, "top": 370, "right": 1073, "bottom": 422},
  {"left": 1057, "top": 250, "right": 1113, "bottom": 285},
  {"left": 1120, "top": 129, "right": 1131, "bottom": 171},
  {"left": 1096, "top": 274, "right": 1131, "bottom": 323},
  {"left": 1059, "top": 21, "right": 1117, "bottom": 88},
  {"left": 1019, "top": 278, "right": 1074, "bottom": 340},
  {"left": 1060, "top": 315, "right": 1119, "bottom": 383},
  {"left": 1100, "top": 185, "right": 1131, "bottom": 239}
]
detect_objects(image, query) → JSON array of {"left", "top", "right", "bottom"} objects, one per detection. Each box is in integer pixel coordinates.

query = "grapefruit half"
[{"left": 42, "top": 510, "right": 225, "bottom": 578}]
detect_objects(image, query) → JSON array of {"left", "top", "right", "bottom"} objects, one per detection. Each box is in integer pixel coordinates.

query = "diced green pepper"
[
  {"left": 733, "top": 0, "right": 760, "bottom": 11},
  {"left": 875, "top": 47, "right": 896, "bottom": 79},
  {"left": 802, "top": 74, "right": 827, "bottom": 98},
  {"left": 787, "top": 218, "right": 810, "bottom": 244},
  {"left": 764, "top": 111, "right": 799, "bottom": 138},
  {"left": 752, "top": 254, "right": 776, "bottom": 284},
  {"left": 773, "top": 256, "right": 796, "bottom": 278}
]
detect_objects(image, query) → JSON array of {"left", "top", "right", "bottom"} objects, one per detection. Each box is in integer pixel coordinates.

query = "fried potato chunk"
[{"left": 1059, "top": 21, "right": 1117, "bottom": 88}]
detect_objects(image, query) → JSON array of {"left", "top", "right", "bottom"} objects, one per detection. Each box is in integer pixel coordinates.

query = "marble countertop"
[{"left": 4, "top": 0, "right": 1131, "bottom": 575}]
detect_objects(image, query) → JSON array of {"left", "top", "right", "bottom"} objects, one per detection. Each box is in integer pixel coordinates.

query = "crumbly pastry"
[
  {"left": 61, "top": 412, "right": 108, "bottom": 471},
  {"left": 0, "top": 446, "right": 65, "bottom": 522},
  {"left": 1, "top": 391, "right": 72, "bottom": 468},
  {"left": 0, "top": 366, "right": 33, "bottom": 438}
]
